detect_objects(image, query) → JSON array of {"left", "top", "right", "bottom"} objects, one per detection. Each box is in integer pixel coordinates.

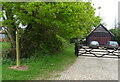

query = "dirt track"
[{"left": 53, "top": 56, "right": 118, "bottom": 80}]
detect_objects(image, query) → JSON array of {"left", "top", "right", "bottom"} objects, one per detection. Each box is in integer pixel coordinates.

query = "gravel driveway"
[{"left": 54, "top": 56, "right": 118, "bottom": 80}]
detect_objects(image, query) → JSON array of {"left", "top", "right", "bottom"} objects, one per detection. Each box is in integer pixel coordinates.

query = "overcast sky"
[{"left": 92, "top": 0, "right": 120, "bottom": 29}]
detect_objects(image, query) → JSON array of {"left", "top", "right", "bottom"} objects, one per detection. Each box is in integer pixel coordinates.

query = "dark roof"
[{"left": 87, "top": 24, "right": 115, "bottom": 37}]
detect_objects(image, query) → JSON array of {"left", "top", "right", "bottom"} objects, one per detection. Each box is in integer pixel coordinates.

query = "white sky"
[{"left": 92, "top": 0, "right": 120, "bottom": 29}]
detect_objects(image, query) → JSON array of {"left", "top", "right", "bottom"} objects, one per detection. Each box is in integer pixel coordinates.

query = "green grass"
[
  {"left": 1, "top": 42, "right": 11, "bottom": 81},
  {"left": 2, "top": 43, "right": 77, "bottom": 80}
]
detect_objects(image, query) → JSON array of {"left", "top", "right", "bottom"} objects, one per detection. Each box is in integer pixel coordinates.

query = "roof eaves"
[
  {"left": 86, "top": 24, "right": 101, "bottom": 37},
  {"left": 101, "top": 24, "right": 115, "bottom": 37}
]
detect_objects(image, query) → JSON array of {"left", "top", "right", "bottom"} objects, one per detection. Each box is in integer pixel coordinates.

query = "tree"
[
  {"left": 110, "top": 25, "right": 120, "bottom": 44},
  {"left": 2, "top": 2, "right": 101, "bottom": 58}
]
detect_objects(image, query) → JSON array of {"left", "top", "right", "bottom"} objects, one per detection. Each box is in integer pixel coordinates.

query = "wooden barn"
[{"left": 86, "top": 24, "right": 115, "bottom": 45}]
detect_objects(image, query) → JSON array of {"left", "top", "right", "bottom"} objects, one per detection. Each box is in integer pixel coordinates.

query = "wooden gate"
[{"left": 75, "top": 43, "right": 120, "bottom": 58}]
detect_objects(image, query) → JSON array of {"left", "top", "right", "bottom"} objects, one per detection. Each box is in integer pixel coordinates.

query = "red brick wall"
[{"left": 89, "top": 36, "right": 111, "bottom": 45}]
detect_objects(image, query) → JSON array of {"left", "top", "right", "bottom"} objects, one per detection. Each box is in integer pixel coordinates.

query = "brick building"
[{"left": 86, "top": 24, "right": 115, "bottom": 45}]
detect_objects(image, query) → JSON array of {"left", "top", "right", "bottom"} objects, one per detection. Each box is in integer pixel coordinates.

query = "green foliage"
[
  {"left": 2, "top": 2, "right": 101, "bottom": 58},
  {"left": 1, "top": 42, "right": 10, "bottom": 50},
  {"left": 110, "top": 28, "right": 120, "bottom": 44},
  {"left": 1, "top": 42, "right": 11, "bottom": 58}
]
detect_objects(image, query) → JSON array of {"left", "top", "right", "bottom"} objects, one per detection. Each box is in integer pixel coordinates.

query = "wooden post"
[
  {"left": 16, "top": 29, "right": 20, "bottom": 67},
  {"left": 75, "top": 43, "right": 78, "bottom": 57}
]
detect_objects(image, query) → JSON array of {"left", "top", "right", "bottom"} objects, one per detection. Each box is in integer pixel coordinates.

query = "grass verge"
[{"left": 2, "top": 44, "right": 76, "bottom": 80}]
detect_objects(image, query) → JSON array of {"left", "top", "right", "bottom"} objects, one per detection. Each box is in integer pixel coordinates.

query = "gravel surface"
[{"left": 53, "top": 56, "right": 118, "bottom": 80}]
